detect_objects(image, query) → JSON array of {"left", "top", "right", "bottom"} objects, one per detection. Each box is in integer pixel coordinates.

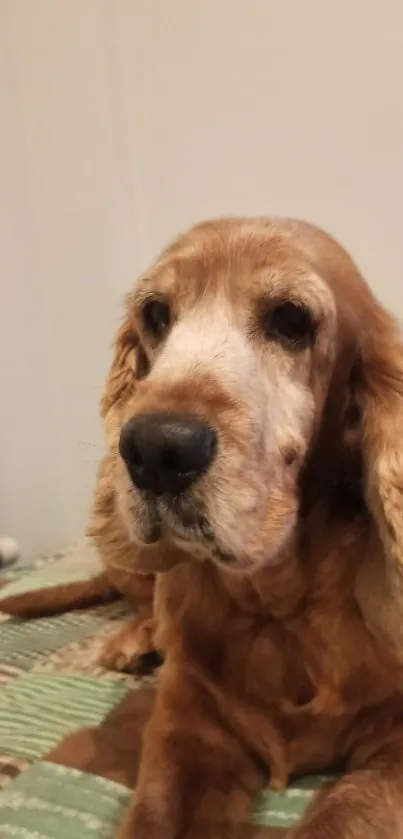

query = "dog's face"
[
  {"left": 102, "top": 217, "right": 403, "bottom": 576},
  {"left": 108, "top": 218, "right": 353, "bottom": 572}
]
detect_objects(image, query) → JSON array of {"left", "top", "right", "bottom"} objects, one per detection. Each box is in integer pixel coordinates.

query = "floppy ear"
[
  {"left": 88, "top": 303, "right": 162, "bottom": 586},
  {"left": 100, "top": 299, "right": 145, "bottom": 447},
  {"left": 354, "top": 306, "right": 403, "bottom": 651}
]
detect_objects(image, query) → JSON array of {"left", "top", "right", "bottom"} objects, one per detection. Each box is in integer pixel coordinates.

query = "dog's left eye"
[
  {"left": 142, "top": 299, "right": 171, "bottom": 339},
  {"left": 263, "top": 302, "right": 316, "bottom": 348}
]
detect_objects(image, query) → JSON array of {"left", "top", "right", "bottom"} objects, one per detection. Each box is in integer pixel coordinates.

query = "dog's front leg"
[
  {"left": 289, "top": 733, "right": 403, "bottom": 839},
  {"left": 115, "top": 671, "right": 265, "bottom": 839}
]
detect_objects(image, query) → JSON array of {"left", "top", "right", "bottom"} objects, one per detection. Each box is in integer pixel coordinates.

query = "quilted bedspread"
[{"left": 0, "top": 544, "right": 331, "bottom": 838}]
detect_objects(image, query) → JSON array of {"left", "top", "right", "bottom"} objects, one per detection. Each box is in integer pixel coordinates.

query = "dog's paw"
[{"left": 100, "top": 618, "right": 162, "bottom": 675}]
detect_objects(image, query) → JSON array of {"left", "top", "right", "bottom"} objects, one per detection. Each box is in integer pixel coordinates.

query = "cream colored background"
[{"left": 1, "top": 0, "right": 402, "bottom": 558}]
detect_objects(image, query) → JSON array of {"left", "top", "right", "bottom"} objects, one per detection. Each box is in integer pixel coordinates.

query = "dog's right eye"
[
  {"left": 263, "top": 302, "right": 316, "bottom": 349},
  {"left": 142, "top": 299, "right": 171, "bottom": 339}
]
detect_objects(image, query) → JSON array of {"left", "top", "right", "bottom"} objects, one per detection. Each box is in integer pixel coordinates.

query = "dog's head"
[{"left": 101, "top": 218, "right": 403, "bottom": 577}]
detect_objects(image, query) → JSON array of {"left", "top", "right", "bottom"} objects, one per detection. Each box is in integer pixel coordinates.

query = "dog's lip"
[
  {"left": 210, "top": 545, "right": 236, "bottom": 566},
  {"left": 214, "top": 550, "right": 234, "bottom": 564},
  {"left": 157, "top": 494, "right": 206, "bottom": 528},
  {"left": 140, "top": 492, "right": 236, "bottom": 565},
  {"left": 143, "top": 523, "right": 162, "bottom": 544}
]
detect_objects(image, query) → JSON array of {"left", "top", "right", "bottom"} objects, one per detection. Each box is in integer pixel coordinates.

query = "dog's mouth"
[{"left": 136, "top": 490, "right": 234, "bottom": 566}]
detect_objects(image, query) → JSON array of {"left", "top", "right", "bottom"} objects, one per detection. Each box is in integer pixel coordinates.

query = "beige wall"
[{"left": 1, "top": 0, "right": 402, "bottom": 557}]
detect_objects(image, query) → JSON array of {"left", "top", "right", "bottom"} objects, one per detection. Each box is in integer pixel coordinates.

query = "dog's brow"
[
  {"left": 254, "top": 271, "right": 335, "bottom": 320},
  {"left": 130, "top": 276, "right": 171, "bottom": 312}
]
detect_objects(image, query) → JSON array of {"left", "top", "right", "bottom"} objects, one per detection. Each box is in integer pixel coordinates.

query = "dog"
[{"left": 3, "top": 217, "right": 403, "bottom": 837}]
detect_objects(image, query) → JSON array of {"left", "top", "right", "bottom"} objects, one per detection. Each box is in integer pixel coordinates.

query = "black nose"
[{"left": 119, "top": 412, "right": 217, "bottom": 496}]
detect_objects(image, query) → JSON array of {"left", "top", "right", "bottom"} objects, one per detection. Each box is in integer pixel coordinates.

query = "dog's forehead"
[
  {"left": 145, "top": 218, "right": 338, "bottom": 317},
  {"left": 163, "top": 220, "right": 312, "bottom": 288}
]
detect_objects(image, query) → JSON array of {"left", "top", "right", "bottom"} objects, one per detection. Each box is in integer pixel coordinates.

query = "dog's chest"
[
  {"left": 158, "top": 562, "right": 403, "bottom": 781},
  {"left": 160, "top": 560, "right": 397, "bottom": 704},
  {"left": 224, "top": 603, "right": 402, "bottom": 779}
]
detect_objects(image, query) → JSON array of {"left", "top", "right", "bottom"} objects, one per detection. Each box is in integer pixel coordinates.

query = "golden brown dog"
[{"left": 3, "top": 217, "right": 403, "bottom": 837}]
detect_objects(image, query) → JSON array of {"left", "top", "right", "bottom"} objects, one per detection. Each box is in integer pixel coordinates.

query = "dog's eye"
[
  {"left": 264, "top": 302, "right": 315, "bottom": 348},
  {"left": 142, "top": 299, "right": 170, "bottom": 339}
]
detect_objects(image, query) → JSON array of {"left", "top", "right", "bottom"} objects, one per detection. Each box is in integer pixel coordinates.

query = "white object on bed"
[{"left": 0, "top": 536, "right": 20, "bottom": 566}]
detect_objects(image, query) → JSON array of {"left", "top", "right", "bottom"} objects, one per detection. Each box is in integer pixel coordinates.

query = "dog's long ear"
[
  {"left": 355, "top": 302, "right": 403, "bottom": 650},
  {"left": 89, "top": 300, "right": 159, "bottom": 584},
  {"left": 100, "top": 298, "right": 146, "bottom": 447}
]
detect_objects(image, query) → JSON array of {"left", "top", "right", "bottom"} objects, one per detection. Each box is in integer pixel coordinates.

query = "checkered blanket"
[{"left": 0, "top": 544, "right": 330, "bottom": 838}]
